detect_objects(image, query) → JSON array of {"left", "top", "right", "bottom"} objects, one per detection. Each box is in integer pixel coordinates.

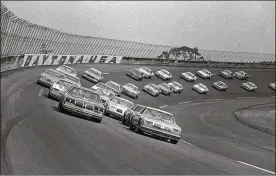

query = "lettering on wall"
[{"left": 21, "top": 54, "right": 123, "bottom": 67}]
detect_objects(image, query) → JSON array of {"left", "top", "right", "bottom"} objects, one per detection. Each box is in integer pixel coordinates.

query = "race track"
[{"left": 1, "top": 64, "right": 275, "bottom": 174}]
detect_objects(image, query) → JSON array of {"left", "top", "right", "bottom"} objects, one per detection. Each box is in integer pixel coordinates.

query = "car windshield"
[
  {"left": 107, "top": 81, "right": 120, "bottom": 91},
  {"left": 186, "top": 72, "right": 194, "bottom": 77},
  {"left": 133, "top": 105, "right": 145, "bottom": 113},
  {"left": 225, "top": 70, "right": 232, "bottom": 74},
  {"left": 172, "top": 82, "right": 181, "bottom": 87},
  {"left": 60, "top": 66, "right": 76, "bottom": 74},
  {"left": 127, "top": 84, "right": 138, "bottom": 91},
  {"left": 111, "top": 97, "right": 135, "bottom": 109},
  {"left": 97, "top": 88, "right": 115, "bottom": 99},
  {"left": 202, "top": 70, "right": 210, "bottom": 74},
  {"left": 90, "top": 69, "right": 102, "bottom": 77},
  {"left": 161, "top": 69, "right": 170, "bottom": 75},
  {"left": 143, "top": 108, "right": 175, "bottom": 124},
  {"left": 64, "top": 74, "right": 80, "bottom": 84},
  {"left": 217, "top": 81, "right": 225, "bottom": 86},
  {"left": 46, "top": 69, "right": 65, "bottom": 79},
  {"left": 68, "top": 87, "right": 101, "bottom": 103},
  {"left": 247, "top": 82, "right": 255, "bottom": 87},
  {"left": 142, "top": 67, "right": 151, "bottom": 73},
  {"left": 161, "top": 83, "right": 170, "bottom": 89},
  {"left": 238, "top": 71, "right": 246, "bottom": 75},
  {"left": 96, "top": 83, "right": 114, "bottom": 92},
  {"left": 149, "top": 83, "right": 158, "bottom": 89},
  {"left": 199, "top": 84, "right": 206, "bottom": 88},
  {"left": 133, "top": 69, "right": 142, "bottom": 75},
  {"left": 57, "top": 80, "right": 73, "bottom": 88}
]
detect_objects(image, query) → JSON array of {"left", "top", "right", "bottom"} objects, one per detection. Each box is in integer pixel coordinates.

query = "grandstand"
[{"left": 1, "top": 4, "right": 275, "bottom": 63}]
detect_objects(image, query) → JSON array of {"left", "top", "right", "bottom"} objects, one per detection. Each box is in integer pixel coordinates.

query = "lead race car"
[
  {"left": 137, "top": 67, "right": 154, "bottom": 78},
  {"left": 155, "top": 69, "right": 172, "bottom": 80},
  {"left": 197, "top": 69, "right": 213, "bottom": 79},
  {"left": 157, "top": 83, "right": 172, "bottom": 96},
  {"left": 92, "top": 87, "right": 115, "bottom": 105},
  {"left": 106, "top": 81, "right": 122, "bottom": 96},
  {"left": 56, "top": 65, "right": 77, "bottom": 77},
  {"left": 269, "top": 82, "right": 276, "bottom": 90},
  {"left": 58, "top": 85, "right": 105, "bottom": 123},
  {"left": 126, "top": 68, "right": 144, "bottom": 81},
  {"left": 192, "top": 83, "right": 209, "bottom": 94},
  {"left": 37, "top": 69, "right": 66, "bottom": 87},
  {"left": 180, "top": 72, "right": 197, "bottom": 82},
  {"left": 219, "top": 70, "right": 234, "bottom": 79},
  {"left": 212, "top": 81, "right": 228, "bottom": 91},
  {"left": 168, "top": 81, "right": 183, "bottom": 93},
  {"left": 241, "top": 82, "right": 257, "bottom": 91},
  {"left": 143, "top": 83, "right": 161, "bottom": 97},
  {"left": 91, "top": 82, "right": 117, "bottom": 96},
  {"left": 82, "top": 68, "right": 104, "bottom": 83},
  {"left": 234, "top": 71, "right": 249, "bottom": 80},
  {"left": 105, "top": 96, "right": 136, "bottom": 120},
  {"left": 121, "top": 83, "right": 140, "bottom": 99},
  {"left": 48, "top": 78, "right": 78, "bottom": 100},
  {"left": 127, "top": 106, "right": 182, "bottom": 144}
]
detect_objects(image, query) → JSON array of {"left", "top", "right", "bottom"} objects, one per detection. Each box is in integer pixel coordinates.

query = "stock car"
[
  {"left": 155, "top": 69, "right": 172, "bottom": 80},
  {"left": 212, "top": 81, "right": 228, "bottom": 91},
  {"left": 82, "top": 68, "right": 104, "bottom": 83},
  {"left": 48, "top": 79, "right": 78, "bottom": 100},
  {"left": 56, "top": 65, "right": 77, "bottom": 77},
  {"left": 180, "top": 72, "right": 197, "bottom": 82},
  {"left": 91, "top": 83, "right": 118, "bottom": 96},
  {"left": 105, "top": 96, "right": 136, "bottom": 120},
  {"left": 63, "top": 73, "right": 81, "bottom": 87},
  {"left": 197, "top": 69, "right": 213, "bottom": 79},
  {"left": 106, "top": 81, "right": 122, "bottom": 96},
  {"left": 126, "top": 68, "right": 144, "bottom": 81},
  {"left": 127, "top": 106, "right": 182, "bottom": 144},
  {"left": 137, "top": 67, "right": 154, "bottom": 78},
  {"left": 241, "top": 82, "right": 257, "bottom": 91},
  {"left": 168, "top": 81, "right": 183, "bottom": 93},
  {"left": 192, "top": 83, "right": 209, "bottom": 94},
  {"left": 157, "top": 83, "right": 172, "bottom": 95},
  {"left": 143, "top": 83, "right": 161, "bottom": 97},
  {"left": 121, "top": 83, "right": 140, "bottom": 99},
  {"left": 234, "top": 71, "right": 249, "bottom": 80},
  {"left": 37, "top": 69, "right": 66, "bottom": 87},
  {"left": 269, "top": 82, "right": 276, "bottom": 90},
  {"left": 92, "top": 87, "right": 115, "bottom": 105},
  {"left": 58, "top": 85, "right": 105, "bottom": 123},
  {"left": 219, "top": 70, "right": 234, "bottom": 79}
]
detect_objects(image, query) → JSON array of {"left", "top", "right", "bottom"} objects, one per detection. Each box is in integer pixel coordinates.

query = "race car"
[
  {"left": 105, "top": 96, "right": 136, "bottom": 120},
  {"left": 127, "top": 106, "right": 182, "bottom": 144},
  {"left": 48, "top": 79, "right": 78, "bottom": 100},
  {"left": 157, "top": 83, "right": 172, "bottom": 95},
  {"left": 137, "top": 67, "right": 154, "bottom": 78},
  {"left": 219, "top": 70, "right": 234, "bottom": 79},
  {"left": 92, "top": 87, "right": 115, "bottom": 105},
  {"left": 106, "top": 81, "right": 122, "bottom": 96},
  {"left": 180, "top": 72, "right": 197, "bottom": 82},
  {"left": 168, "top": 81, "right": 183, "bottom": 93},
  {"left": 192, "top": 83, "right": 209, "bottom": 94},
  {"left": 91, "top": 83, "right": 117, "bottom": 96},
  {"left": 241, "top": 82, "right": 257, "bottom": 91},
  {"left": 197, "top": 69, "right": 213, "bottom": 79},
  {"left": 143, "top": 83, "right": 161, "bottom": 97},
  {"left": 212, "top": 81, "right": 228, "bottom": 91},
  {"left": 37, "top": 69, "right": 66, "bottom": 87},
  {"left": 126, "top": 68, "right": 144, "bottom": 81},
  {"left": 121, "top": 83, "right": 140, "bottom": 99},
  {"left": 155, "top": 69, "right": 172, "bottom": 80},
  {"left": 56, "top": 65, "right": 77, "bottom": 77},
  {"left": 58, "top": 85, "right": 104, "bottom": 123},
  {"left": 269, "top": 82, "right": 276, "bottom": 90},
  {"left": 82, "top": 68, "right": 104, "bottom": 83},
  {"left": 234, "top": 71, "right": 249, "bottom": 80},
  {"left": 63, "top": 73, "right": 81, "bottom": 86}
]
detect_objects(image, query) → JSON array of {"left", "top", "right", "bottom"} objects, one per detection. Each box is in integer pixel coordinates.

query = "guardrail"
[{"left": 1, "top": 55, "right": 275, "bottom": 76}]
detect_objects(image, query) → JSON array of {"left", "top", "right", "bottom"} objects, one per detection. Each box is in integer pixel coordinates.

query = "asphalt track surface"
[{"left": 1, "top": 64, "right": 275, "bottom": 175}]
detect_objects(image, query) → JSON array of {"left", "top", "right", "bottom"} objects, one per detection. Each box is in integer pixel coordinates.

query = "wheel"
[
  {"left": 58, "top": 102, "right": 65, "bottom": 113},
  {"left": 129, "top": 120, "right": 135, "bottom": 131},
  {"left": 105, "top": 111, "right": 110, "bottom": 116},
  {"left": 47, "top": 91, "right": 51, "bottom": 98},
  {"left": 122, "top": 116, "right": 126, "bottom": 125},
  {"left": 94, "top": 118, "right": 102, "bottom": 123},
  {"left": 135, "top": 124, "right": 142, "bottom": 134},
  {"left": 170, "top": 139, "right": 179, "bottom": 144}
]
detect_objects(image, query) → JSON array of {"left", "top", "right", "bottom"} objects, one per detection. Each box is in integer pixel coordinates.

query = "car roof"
[
  {"left": 145, "top": 106, "right": 173, "bottom": 116},
  {"left": 60, "top": 65, "right": 74, "bottom": 70},
  {"left": 89, "top": 68, "right": 101, "bottom": 72},
  {"left": 112, "top": 96, "right": 134, "bottom": 103}
]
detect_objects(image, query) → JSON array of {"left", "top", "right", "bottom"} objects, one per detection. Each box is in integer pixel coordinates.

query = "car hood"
[
  {"left": 67, "top": 94, "right": 104, "bottom": 108},
  {"left": 86, "top": 72, "right": 101, "bottom": 79},
  {"left": 143, "top": 116, "right": 180, "bottom": 129},
  {"left": 42, "top": 73, "right": 61, "bottom": 82},
  {"left": 124, "top": 86, "right": 139, "bottom": 94},
  {"left": 110, "top": 102, "right": 129, "bottom": 112}
]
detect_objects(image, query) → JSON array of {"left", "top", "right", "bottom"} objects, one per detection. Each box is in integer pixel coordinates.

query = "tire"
[
  {"left": 47, "top": 91, "right": 51, "bottom": 98},
  {"left": 105, "top": 111, "right": 110, "bottom": 116},
  {"left": 122, "top": 116, "right": 126, "bottom": 125},
  {"left": 58, "top": 102, "right": 65, "bottom": 113},
  {"left": 129, "top": 120, "right": 135, "bottom": 131},
  {"left": 94, "top": 118, "right": 102, "bottom": 123},
  {"left": 135, "top": 123, "right": 142, "bottom": 134},
  {"left": 170, "top": 139, "right": 179, "bottom": 144}
]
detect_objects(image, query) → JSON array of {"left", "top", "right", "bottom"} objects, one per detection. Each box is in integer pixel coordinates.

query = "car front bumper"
[{"left": 140, "top": 125, "right": 180, "bottom": 141}]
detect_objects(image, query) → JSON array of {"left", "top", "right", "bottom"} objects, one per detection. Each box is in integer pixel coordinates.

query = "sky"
[{"left": 2, "top": 1, "right": 275, "bottom": 54}]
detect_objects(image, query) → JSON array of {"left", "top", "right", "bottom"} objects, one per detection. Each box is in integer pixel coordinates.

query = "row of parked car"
[{"left": 37, "top": 65, "right": 182, "bottom": 144}]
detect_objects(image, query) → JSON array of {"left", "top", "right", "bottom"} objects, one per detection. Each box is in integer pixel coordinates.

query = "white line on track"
[
  {"left": 223, "top": 99, "right": 237, "bottom": 102},
  {"left": 205, "top": 99, "right": 222, "bottom": 102},
  {"left": 237, "top": 97, "right": 254, "bottom": 99},
  {"left": 38, "top": 88, "right": 43, "bottom": 96},
  {"left": 178, "top": 101, "right": 191, "bottom": 105},
  {"left": 237, "top": 161, "right": 275, "bottom": 174},
  {"left": 159, "top": 105, "right": 168, "bottom": 109},
  {"left": 180, "top": 140, "right": 196, "bottom": 146},
  {"left": 190, "top": 102, "right": 213, "bottom": 105}
]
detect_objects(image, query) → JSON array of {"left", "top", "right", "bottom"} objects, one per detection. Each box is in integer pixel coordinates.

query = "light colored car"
[
  {"left": 212, "top": 81, "right": 228, "bottom": 91},
  {"left": 82, "top": 68, "right": 104, "bottom": 83},
  {"left": 58, "top": 86, "right": 105, "bottom": 123},
  {"left": 235, "top": 71, "right": 249, "bottom": 80},
  {"left": 105, "top": 96, "right": 136, "bottom": 120},
  {"left": 242, "top": 82, "right": 257, "bottom": 91},
  {"left": 91, "top": 83, "right": 117, "bottom": 96},
  {"left": 143, "top": 83, "right": 161, "bottom": 97},
  {"left": 197, "top": 69, "right": 213, "bottom": 79},
  {"left": 37, "top": 69, "right": 66, "bottom": 87},
  {"left": 137, "top": 67, "right": 154, "bottom": 78},
  {"left": 63, "top": 73, "right": 81, "bottom": 86},
  {"left": 157, "top": 83, "right": 172, "bottom": 95},
  {"left": 155, "top": 69, "right": 172, "bottom": 80},
  {"left": 92, "top": 87, "right": 116, "bottom": 105},
  {"left": 180, "top": 72, "right": 197, "bottom": 82},
  {"left": 168, "top": 81, "right": 183, "bottom": 93},
  {"left": 122, "top": 83, "right": 140, "bottom": 99},
  {"left": 106, "top": 81, "right": 122, "bottom": 96},
  {"left": 56, "top": 65, "right": 77, "bottom": 77},
  {"left": 192, "top": 83, "right": 209, "bottom": 94},
  {"left": 219, "top": 70, "right": 234, "bottom": 79},
  {"left": 48, "top": 79, "right": 77, "bottom": 100},
  {"left": 269, "top": 82, "right": 275, "bottom": 90},
  {"left": 128, "top": 106, "right": 182, "bottom": 144}
]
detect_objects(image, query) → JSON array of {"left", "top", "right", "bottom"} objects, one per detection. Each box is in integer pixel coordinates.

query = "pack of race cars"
[{"left": 37, "top": 65, "right": 275, "bottom": 145}]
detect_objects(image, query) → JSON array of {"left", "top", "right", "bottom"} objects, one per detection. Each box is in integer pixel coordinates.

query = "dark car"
[
  {"left": 219, "top": 70, "right": 234, "bottom": 79},
  {"left": 126, "top": 68, "right": 144, "bottom": 81}
]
